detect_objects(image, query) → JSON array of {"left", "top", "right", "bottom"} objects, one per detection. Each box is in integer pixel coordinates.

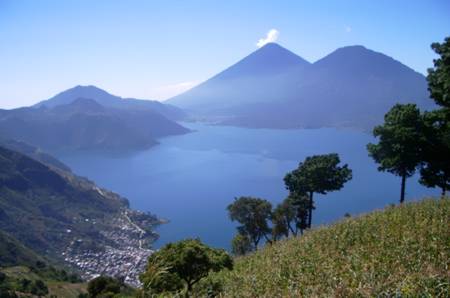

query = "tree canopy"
[
  {"left": 420, "top": 110, "right": 450, "bottom": 197},
  {"left": 284, "top": 153, "right": 352, "bottom": 228},
  {"left": 140, "top": 239, "right": 232, "bottom": 295},
  {"left": 427, "top": 37, "right": 450, "bottom": 108},
  {"left": 420, "top": 36, "right": 450, "bottom": 197},
  {"left": 87, "top": 276, "right": 124, "bottom": 298},
  {"left": 227, "top": 197, "right": 272, "bottom": 249},
  {"left": 367, "top": 104, "right": 424, "bottom": 203},
  {"left": 271, "top": 195, "right": 308, "bottom": 238}
]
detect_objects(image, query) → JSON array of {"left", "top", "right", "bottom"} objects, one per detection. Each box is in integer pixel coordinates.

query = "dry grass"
[{"left": 215, "top": 198, "right": 449, "bottom": 297}]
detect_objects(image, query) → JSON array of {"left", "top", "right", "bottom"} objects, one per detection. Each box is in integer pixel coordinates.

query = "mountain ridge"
[
  {"left": 0, "top": 98, "right": 190, "bottom": 152},
  {"left": 35, "top": 85, "right": 187, "bottom": 121},
  {"left": 166, "top": 43, "right": 432, "bottom": 130}
]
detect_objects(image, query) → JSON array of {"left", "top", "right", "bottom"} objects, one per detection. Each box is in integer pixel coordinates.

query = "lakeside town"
[{"left": 62, "top": 210, "right": 161, "bottom": 287}]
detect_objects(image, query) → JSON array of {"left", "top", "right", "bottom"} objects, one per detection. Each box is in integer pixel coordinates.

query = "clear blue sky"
[{"left": 0, "top": 0, "right": 449, "bottom": 108}]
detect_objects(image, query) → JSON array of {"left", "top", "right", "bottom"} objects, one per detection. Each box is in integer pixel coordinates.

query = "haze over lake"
[{"left": 57, "top": 122, "right": 438, "bottom": 249}]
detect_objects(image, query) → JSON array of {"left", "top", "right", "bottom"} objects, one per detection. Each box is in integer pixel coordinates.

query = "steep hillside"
[
  {"left": 35, "top": 85, "right": 186, "bottom": 121},
  {"left": 0, "top": 146, "right": 161, "bottom": 285},
  {"left": 214, "top": 199, "right": 449, "bottom": 297},
  {"left": 0, "top": 98, "right": 190, "bottom": 152},
  {"left": 0, "top": 138, "right": 72, "bottom": 172},
  {"left": 167, "top": 43, "right": 432, "bottom": 130},
  {"left": 0, "top": 230, "right": 46, "bottom": 269},
  {"left": 0, "top": 230, "right": 87, "bottom": 297}
]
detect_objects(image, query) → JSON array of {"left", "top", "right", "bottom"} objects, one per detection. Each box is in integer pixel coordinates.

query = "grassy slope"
[{"left": 217, "top": 198, "right": 449, "bottom": 297}]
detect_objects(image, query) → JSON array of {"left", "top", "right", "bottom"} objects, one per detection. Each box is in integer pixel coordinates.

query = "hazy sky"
[{"left": 1, "top": 0, "right": 449, "bottom": 109}]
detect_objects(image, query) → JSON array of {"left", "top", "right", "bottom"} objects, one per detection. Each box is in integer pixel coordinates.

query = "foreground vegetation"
[
  {"left": 0, "top": 266, "right": 86, "bottom": 298},
  {"left": 137, "top": 37, "right": 450, "bottom": 297},
  {"left": 212, "top": 198, "right": 449, "bottom": 297}
]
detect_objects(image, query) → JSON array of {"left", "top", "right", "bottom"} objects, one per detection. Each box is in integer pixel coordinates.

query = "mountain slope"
[
  {"left": 167, "top": 44, "right": 432, "bottom": 130},
  {"left": 0, "top": 146, "right": 160, "bottom": 284},
  {"left": 0, "top": 138, "right": 72, "bottom": 172},
  {"left": 0, "top": 98, "right": 190, "bottom": 152},
  {"left": 36, "top": 85, "right": 186, "bottom": 121},
  {"left": 282, "top": 45, "right": 431, "bottom": 129},
  {"left": 168, "top": 43, "right": 311, "bottom": 111},
  {"left": 0, "top": 230, "right": 46, "bottom": 269},
  {"left": 0, "top": 230, "right": 87, "bottom": 298},
  {"left": 212, "top": 198, "right": 449, "bottom": 297}
]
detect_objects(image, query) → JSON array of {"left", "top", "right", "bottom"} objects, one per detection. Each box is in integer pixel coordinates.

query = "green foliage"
[
  {"left": 421, "top": 37, "right": 450, "bottom": 196},
  {"left": 271, "top": 195, "right": 307, "bottom": 239},
  {"left": 0, "top": 266, "right": 86, "bottom": 298},
  {"left": 231, "top": 234, "right": 253, "bottom": 256},
  {"left": 140, "top": 239, "right": 233, "bottom": 295},
  {"left": 420, "top": 109, "right": 450, "bottom": 197},
  {"left": 270, "top": 205, "right": 290, "bottom": 240},
  {"left": 367, "top": 104, "right": 424, "bottom": 203},
  {"left": 214, "top": 198, "right": 450, "bottom": 297},
  {"left": 227, "top": 197, "right": 272, "bottom": 249},
  {"left": 287, "top": 193, "right": 310, "bottom": 234},
  {"left": 0, "top": 287, "right": 17, "bottom": 298},
  {"left": 2, "top": 276, "right": 49, "bottom": 297},
  {"left": 284, "top": 153, "right": 352, "bottom": 227},
  {"left": 31, "top": 279, "right": 49, "bottom": 296},
  {"left": 87, "top": 276, "right": 133, "bottom": 298},
  {"left": 284, "top": 153, "right": 352, "bottom": 196},
  {"left": 427, "top": 36, "right": 450, "bottom": 108},
  {"left": 140, "top": 254, "right": 181, "bottom": 295}
]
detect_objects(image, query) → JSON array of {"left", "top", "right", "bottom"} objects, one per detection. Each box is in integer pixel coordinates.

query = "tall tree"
[
  {"left": 420, "top": 37, "right": 450, "bottom": 198},
  {"left": 420, "top": 110, "right": 450, "bottom": 197},
  {"left": 367, "top": 104, "right": 424, "bottom": 203},
  {"left": 427, "top": 37, "right": 450, "bottom": 108},
  {"left": 271, "top": 194, "right": 309, "bottom": 238},
  {"left": 284, "top": 153, "right": 352, "bottom": 228},
  {"left": 271, "top": 201, "right": 292, "bottom": 240},
  {"left": 288, "top": 193, "right": 310, "bottom": 235},
  {"left": 227, "top": 197, "right": 272, "bottom": 249}
]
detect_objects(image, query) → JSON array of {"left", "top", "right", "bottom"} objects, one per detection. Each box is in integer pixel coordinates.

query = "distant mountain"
[
  {"left": 167, "top": 43, "right": 432, "bottom": 130},
  {"left": 36, "top": 85, "right": 187, "bottom": 121},
  {"left": 0, "top": 98, "right": 190, "bottom": 152},
  {"left": 168, "top": 43, "right": 311, "bottom": 112},
  {"left": 0, "top": 146, "right": 160, "bottom": 283}
]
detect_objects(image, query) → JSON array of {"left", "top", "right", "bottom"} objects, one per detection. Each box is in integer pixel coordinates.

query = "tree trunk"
[
  {"left": 287, "top": 222, "right": 296, "bottom": 236},
  {"left": 185, "top": 281, "right": 192, "bottom": 298},
  {"left": 263, "top": 234, "right": 272, "bottom": 245},
  {"left": 400, "top": 174, "right": 406, "bottom": 204},
  {"left": 308, "top": 191, "right": 313, "bottom": 228},
  {"left": 442, "top": 186, "right": 446, "bottom": 199}
]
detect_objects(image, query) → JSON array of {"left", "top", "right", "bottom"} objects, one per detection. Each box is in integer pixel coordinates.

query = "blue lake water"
[{"left": 57, "top": 123, "right": 438, "bottom": 250}]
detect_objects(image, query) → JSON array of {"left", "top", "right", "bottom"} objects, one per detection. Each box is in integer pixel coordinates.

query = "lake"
[{"left": 57, "top": 123, "right": 438, "bottom": 250}]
